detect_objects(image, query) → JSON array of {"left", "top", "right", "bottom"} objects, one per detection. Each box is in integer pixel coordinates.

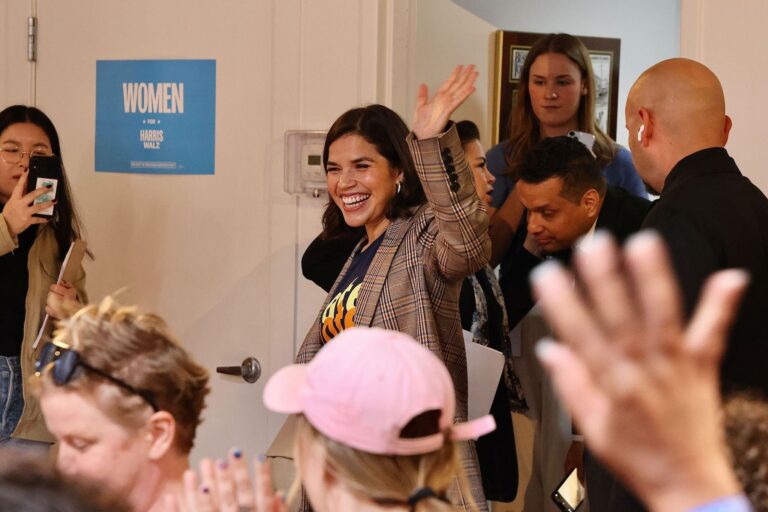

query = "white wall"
[
  {"left": 0, "top": 0, "right": 395, "bottom": 461},
  {"left": 681, "top": 0, "right": 768, "bottom": 193},
  {"left": 411, "top": 0, "right": 680, "bottom": 149}
]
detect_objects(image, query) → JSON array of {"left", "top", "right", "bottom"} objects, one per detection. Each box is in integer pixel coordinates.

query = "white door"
[{"left": 0, "top": 0, "right": 393, "bottom": 461}]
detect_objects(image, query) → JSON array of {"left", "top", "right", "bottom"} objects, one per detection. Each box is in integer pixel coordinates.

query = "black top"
[
  {"left": 302, "top": 235, "right": 360, "bottom": 293},
  {"left": 460, "top": 272, "right": 518, "bottom": 502},
  {"left": 319, "top": 235, "right": 383, "bottom": 343},
  {"left": 0, "top": 223, "right": 38, "bottom": 357},
  {"left": 643, "top": 147, "right": 768, "bottom": 393}
]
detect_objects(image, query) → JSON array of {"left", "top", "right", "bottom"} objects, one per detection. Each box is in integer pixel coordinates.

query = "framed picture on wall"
[
  {"left": 492, "top": 31, "right": 621, "bottom": 144},
  {"left": 510, "top": 47, "right": 529, "bottom": 82}
]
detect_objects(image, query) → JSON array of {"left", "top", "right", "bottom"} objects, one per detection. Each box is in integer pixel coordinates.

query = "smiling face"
[
  {"left": 325, "top": 134, "right": 401, "bottom": 242},
  {"left": 528, "top": 53, "right": 586, "bottom": 137},
  {"left": 0, "top": 122, "right": 53, "bottom": 203},
  {"left": 40, "top": 386, "right": 152, "bottom": 508},
  {"left": 462, "top": 139, "right": 495, "bottom": 206},
  {"left": 517, "top": 176, "right": 598, "bottom": 253}
]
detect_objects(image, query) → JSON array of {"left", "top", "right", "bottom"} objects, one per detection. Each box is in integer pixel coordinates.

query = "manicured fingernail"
[
  {"left": 529, "top": 260, "right": 562, "bottom": 286},
  {"left": 534, "top": 337, "right": 558, "bottom": 363},
  {"left": 46, "top": 184, "right": 53, "bottom": 189},
  {"left": 625, "top": 230, "right": 662, "bottom": 252},
  {"left": 233, "top": 448, "right": 243, "bottom": 459},
  {"left": 201, "top": 486, "right": 210, "bottom": 494},
  {"left": 718, "top": 268, "right": 750, "bottom": 289},
  {"left": 218, "top": 459, "right": 228, "bottom": 469},
  {"left": 257, "top": 453, "right": 266, "bottom": 463},
  {"left": 576, "top": 229, "right": 612, "bottom": 254}
]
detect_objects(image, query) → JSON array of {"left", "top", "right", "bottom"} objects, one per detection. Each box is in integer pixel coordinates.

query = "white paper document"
[
  {"left": 31, "top": 240, "right": 87, "bottom": 350},
  {"left": 463, "top": 329, "right": 505, "bottom": 420}
]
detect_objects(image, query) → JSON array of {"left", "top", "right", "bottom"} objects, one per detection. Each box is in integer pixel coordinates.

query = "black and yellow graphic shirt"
[{"left": 320, "top": 236, "right": 383, "bottom": 343}]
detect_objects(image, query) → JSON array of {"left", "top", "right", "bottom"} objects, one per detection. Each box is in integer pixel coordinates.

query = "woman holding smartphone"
[{"left": 0, "top": 105, "right": 87, "bottom": 446}]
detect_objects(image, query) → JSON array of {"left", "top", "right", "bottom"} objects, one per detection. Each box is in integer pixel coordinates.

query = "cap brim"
[
  {"left": 263, "top": 364, "right": 308, "bottom": 414},
  {"left": 451, "top": 415, "right": 496, "bottom": 441}
]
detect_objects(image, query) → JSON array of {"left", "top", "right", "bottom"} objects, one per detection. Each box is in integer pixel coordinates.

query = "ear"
[
  {"left": 581, "top": 189, "right": 601, "bottom": 218},
  {"left": 581, "top": 78, "right": 588, "bottom": 96},
  {"left": 322, "top": 460, "right": 337, "bottom": 486},
  {"left": 723, "top": 115, "right": 733, "bottom": 145},
  {"left": 637, "top": 108, "right": 653, "bottom": 147},
  {"left": 145, "top": 411, "right": 177, "bottom": 461}
]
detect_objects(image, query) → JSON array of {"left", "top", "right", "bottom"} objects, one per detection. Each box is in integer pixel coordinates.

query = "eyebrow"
[
  {"left": 531, "top": 74, "right": 574, "bottom": 79},
  {"left": 0, "top": 139, "right": 50, "bottom": 148},
  {"left": 327, "top": 156, "right": 375, "bottom": 166}
]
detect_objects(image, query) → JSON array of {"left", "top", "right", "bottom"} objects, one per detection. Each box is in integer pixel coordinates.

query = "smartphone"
[
  {"left": 567, "top": 130, "right": 597, "bottom": 158},
  {"left": 27, "top": 155, "right": 61, "bottom": 217},
  {"left": 551, "top": 468, "right": 585, "bottom": 512}
]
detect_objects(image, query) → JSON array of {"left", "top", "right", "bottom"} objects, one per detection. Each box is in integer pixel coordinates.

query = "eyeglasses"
[
  {"left": 0, "top": 146, "right": 53, "bottom": 165},
  {"left": 35, "top": 342, "right": 159, "bottom": 412}
]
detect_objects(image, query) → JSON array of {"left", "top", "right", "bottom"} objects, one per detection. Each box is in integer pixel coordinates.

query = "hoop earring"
[{"left": 396, "top": 182, "right": 402, "bottom": 195}]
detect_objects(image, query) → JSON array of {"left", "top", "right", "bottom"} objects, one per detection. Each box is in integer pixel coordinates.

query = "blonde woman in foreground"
[
  {"left": 35, "top": 297, "right": 210, "bottom": 512},
  {"left": 176, "top": 327, "right": 496, "bottom": 512}
]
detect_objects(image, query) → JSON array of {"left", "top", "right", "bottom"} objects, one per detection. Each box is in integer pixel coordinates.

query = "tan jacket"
[{"left": 0, "top": 214, "right": 87, "bottom": 442}]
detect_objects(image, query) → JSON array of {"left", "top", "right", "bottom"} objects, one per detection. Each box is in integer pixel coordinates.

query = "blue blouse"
[{"left": 485, "top": 140, "right": 647, "bottom": 208}]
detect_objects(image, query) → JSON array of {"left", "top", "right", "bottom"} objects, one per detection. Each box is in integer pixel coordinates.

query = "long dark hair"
[
  {"left": 0, "top": 105, "right": 85, "bottom": 259},
  {"left": 505, "top": 33, "right": 615, "bottom": 178},
  {"left": 320, "top": 104, "right": 425, "bottom": 240}
]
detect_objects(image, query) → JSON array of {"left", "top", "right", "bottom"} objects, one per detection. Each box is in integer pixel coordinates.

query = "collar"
[
  {"left": 574, "top": 219, "right": 598, "bottom": 250},
  {"left": 663, "top": 147, "right": 739, "bottom": 193}
]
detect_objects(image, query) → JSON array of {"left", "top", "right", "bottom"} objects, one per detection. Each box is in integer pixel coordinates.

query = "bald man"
[
  {"left": 626, "top": 58, "right": 768, "bottom": 393},
  {"left": 582, "top": 57, "right": 768, "bottom": 512}
]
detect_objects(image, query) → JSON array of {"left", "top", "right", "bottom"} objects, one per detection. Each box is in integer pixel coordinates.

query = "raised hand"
[
  {"left": 531, "top": 231, "right": 747, "bottom": 512},
  {"left": 46, "top": 280, "right": 81, "bottom": 319},
  {"left": 170, "top": 450, "right": 286, "bottom": 512},
  {"left": 2, "top": 170, "right": 53, "bottom": 237},
  {"left": 411, "top": 64, "right": 477, "bottom": 140}
]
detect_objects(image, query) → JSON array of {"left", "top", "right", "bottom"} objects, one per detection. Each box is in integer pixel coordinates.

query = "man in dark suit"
[
  {"left": 500, "top": 136, "right": 651, "bottom": 327},
  {"left": 626, "top": 58, "right": 768, "bottom": 396},
  {"left": 498, "top": 135, "right": 650, "bottom": 511}
]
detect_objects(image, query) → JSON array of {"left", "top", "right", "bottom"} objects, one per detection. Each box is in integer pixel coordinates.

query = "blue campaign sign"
[{"left": 95, "top": 59, "right": 216, "bottom": 174}]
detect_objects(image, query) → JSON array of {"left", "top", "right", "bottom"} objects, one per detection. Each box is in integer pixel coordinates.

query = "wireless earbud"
[{"left": 637, "top": 125, "right": 645, "bottom": 142}]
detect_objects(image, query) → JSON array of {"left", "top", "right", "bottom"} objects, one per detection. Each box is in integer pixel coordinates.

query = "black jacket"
[{"left": 643, "top": 147, "right": 768, "bottom": 394}]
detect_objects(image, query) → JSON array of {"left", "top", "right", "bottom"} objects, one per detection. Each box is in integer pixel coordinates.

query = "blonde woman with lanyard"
[{"left": 176, "top": 327, "right": 496, "bottom": 512}]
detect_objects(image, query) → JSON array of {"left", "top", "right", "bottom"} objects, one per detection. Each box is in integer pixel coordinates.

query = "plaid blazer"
[{"left": 297, "top": 125, "right": 491, "bottom": 510}]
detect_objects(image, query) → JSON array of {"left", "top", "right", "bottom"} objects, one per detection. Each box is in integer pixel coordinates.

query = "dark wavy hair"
[
  {"left": 0, "top": 105, "right": 86, "bottom": 260},
  {"left": 505, "top": 33, "right": 616, "bottom": 178},
  {"left": 456, "top": 120, "right": 480, "bottom": 146},
  {"left": 320, "top": 105, "right": 426, "bottom": 240},
  {"left": 518, "top": 135, "right": 606, "bottom": 203}
]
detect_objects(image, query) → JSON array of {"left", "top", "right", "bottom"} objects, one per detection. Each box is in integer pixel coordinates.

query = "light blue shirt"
[
  {"left": 689, "top": 495, "right": 753, "bottom": 512},
  {"left": 485, "top": 140, "right": 648, "bottom": 208}
]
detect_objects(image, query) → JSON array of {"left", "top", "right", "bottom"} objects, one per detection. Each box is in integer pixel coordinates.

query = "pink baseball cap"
[{"left": 263, "top": 327, "right": 495, "bottom": 456}]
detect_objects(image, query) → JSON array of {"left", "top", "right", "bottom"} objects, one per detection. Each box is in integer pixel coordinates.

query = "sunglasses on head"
[{"left": 35, "top": 342, "right": 159, "bottom": 412}]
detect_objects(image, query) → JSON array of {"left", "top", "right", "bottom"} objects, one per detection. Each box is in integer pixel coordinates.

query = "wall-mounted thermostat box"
[{"left": 284, "top": 130, "right": 327, "bottom": 197}]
